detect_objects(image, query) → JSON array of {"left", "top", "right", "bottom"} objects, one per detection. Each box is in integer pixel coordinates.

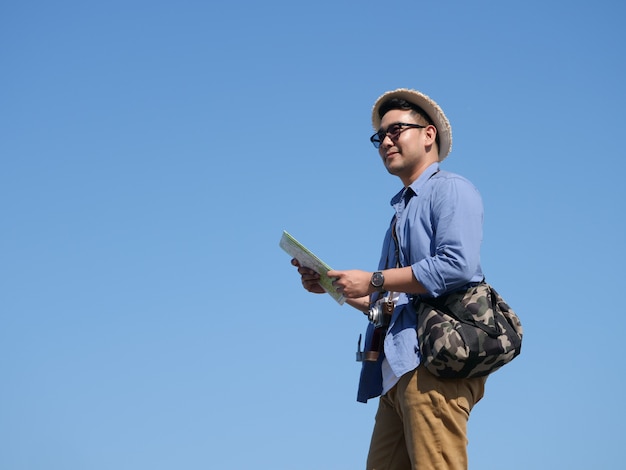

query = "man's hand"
[
  {"left": 327, "top": 269, "right": 373, "bottom": 299},
  {"left": 291, "top": 258, "right": 326, "bottom": 294}
]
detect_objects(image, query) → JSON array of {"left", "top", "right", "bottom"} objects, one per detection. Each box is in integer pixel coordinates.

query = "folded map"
[{"left": 280, "top": 230, "right": 345, "bottom": 305}]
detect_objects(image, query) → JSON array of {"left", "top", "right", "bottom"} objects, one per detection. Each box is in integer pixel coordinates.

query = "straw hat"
[{"left": 371, "top": 88, "right": 452, "bottom": 161}]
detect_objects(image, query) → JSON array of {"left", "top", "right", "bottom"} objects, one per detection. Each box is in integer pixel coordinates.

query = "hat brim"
[{"left": 372, "top": 88, "right": 452, "bottom": 161}]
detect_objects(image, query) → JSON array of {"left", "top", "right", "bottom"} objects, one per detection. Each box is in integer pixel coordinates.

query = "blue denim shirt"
[{"left": 357, "top": 163, "right": 484, "bottom": 403}]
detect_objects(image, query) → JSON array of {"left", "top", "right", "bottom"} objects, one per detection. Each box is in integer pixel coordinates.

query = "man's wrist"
[{"left": 370, "top": 271, "right": 385, "bottom": 293}]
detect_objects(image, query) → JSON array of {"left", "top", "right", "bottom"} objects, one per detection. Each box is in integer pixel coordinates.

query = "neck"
[{"left": 400, "top": 159, "right": 438, "bottom": 187}]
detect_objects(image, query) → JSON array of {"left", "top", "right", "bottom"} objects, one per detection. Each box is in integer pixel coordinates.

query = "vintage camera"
[
  {"left": 356, "top": 296, "right": 396, "bottom": 362},
  {"left": 367, "top": 296, "right": 394, "bottom": 328}
]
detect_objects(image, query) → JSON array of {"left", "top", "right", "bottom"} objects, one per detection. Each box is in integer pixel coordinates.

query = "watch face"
[{"left": 372, "top": 272, "right": 384, "bottom": 287}]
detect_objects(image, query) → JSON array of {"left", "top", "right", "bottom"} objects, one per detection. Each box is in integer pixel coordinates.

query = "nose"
[
  {"left": 381, "top": 133, "right": 394, "bottom": 149},
  {"left": 379, "top": 139, "right": 392, "bottom": 159}
]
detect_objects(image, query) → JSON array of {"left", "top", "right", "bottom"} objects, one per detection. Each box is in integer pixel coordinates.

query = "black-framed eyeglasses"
[{"left": 370, "top": 122, "right": 426, "bottom": 148}]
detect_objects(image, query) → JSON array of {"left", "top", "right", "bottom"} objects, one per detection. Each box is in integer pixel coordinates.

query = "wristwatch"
[{"left": 371, "top": 271, "right": 385, "bottom": 292}]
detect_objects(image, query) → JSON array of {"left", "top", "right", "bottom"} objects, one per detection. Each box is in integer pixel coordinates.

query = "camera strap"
[{"left": 356, "top": 217, "right": 400, "bottom": 362}]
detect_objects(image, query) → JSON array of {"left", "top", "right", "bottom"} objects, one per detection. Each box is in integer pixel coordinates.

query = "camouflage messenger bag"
[{"left": 416, "top": 282, "right": 523, "bottom": 378}]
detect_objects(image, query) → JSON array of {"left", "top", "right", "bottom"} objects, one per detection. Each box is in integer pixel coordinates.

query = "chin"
[{"left": 385, "top": 164, "right": 401, "bottom": 176}]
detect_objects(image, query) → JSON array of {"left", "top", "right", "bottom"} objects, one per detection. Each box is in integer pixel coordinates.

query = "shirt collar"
[{"left": 390, "top": 162, "right": 440, "bottom": 205}]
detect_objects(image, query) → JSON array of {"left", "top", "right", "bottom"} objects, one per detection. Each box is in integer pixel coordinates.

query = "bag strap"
[
  {"left": 421, "top": 286, "right": 503, "bottom": 338},
  {"left": 391, "top": 217, "right": 400, "bottom": 269}
]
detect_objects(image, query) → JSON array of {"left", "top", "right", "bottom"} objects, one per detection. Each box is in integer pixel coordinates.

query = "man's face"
[{"left": 377, "top": 109, "right": 436, "bottom": 186}]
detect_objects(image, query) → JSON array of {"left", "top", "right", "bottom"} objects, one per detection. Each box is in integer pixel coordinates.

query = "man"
[{"left": 292, "top": 88, "right": 486, "bottom": 469}]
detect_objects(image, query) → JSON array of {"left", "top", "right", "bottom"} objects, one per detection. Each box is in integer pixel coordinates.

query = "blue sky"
[{"left": 1, "top": 1, "right": 625, "bottom": 469}]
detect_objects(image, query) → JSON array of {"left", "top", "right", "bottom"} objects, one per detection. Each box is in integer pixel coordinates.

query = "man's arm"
[{"left": 327, "top": 266, "right": 428, "bottom": 300}]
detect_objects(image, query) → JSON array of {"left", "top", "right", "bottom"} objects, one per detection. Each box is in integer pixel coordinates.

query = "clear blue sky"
[{"left": 2, "top": 1, "right": 625, "bottom": 469}]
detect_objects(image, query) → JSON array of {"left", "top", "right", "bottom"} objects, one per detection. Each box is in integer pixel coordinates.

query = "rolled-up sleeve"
[{"left": 410, "top": 175, "right": 483, "bottom": 297}]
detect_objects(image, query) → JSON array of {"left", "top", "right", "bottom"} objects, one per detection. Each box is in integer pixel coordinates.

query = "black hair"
[{"left": 378, "top": 98, "right": 433, "bottom": 126}]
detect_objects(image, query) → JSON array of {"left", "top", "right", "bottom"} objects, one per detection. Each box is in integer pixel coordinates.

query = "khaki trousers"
[{"left": 366, "top": 365, "right": 486, "bottom": 470}]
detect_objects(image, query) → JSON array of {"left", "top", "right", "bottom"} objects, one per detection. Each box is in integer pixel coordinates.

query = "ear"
[
  {"left": 423, "top": 125, "right": 440, "bottom": 160},
  {"left": 424, "top": 124, "right": 437, "bottom": 147}
]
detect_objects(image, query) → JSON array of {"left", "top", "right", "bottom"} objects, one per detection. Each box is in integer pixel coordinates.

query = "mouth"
[{"left": 384, "top": 150, "right": 399, "bottom": 163}]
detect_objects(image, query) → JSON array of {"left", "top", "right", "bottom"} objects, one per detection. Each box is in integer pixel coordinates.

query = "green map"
[{"left": 280, "top": 230, "right": 345, "bottom": 305}]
